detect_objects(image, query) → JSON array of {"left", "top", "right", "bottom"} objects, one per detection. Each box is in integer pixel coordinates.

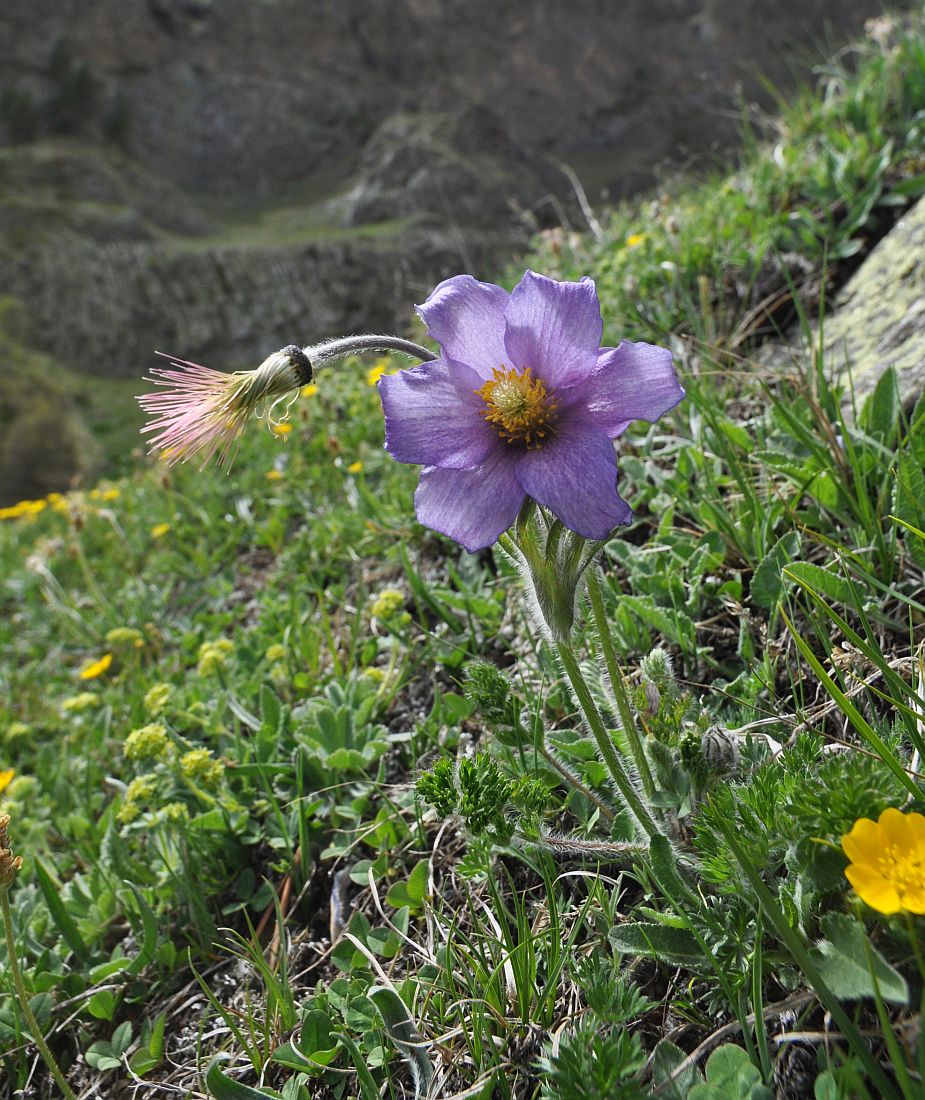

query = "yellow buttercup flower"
[
  {"left": 842, "top": 807, "right": 925, "bottom": 914},
  {"left": 79, "top": 653, "right": 113, "bottom": 680},
  {"left": 626, "top": 232, "right": 646, "bottom": 248},
  {"left": 301, "top": 383, "right": 318, "bottom": 397},
  {"left": 151, "top": 523, "right": 171, "bottom": 539},
  {"left": 0, "top": 769, "right": 14, "bottom": 795},
  {"left": 273, "top": 422, "right": 293, "bottom": 436},
  {"left": 265, "top": 469, "right": 284, "bottom": 481},
  {"left": 0, "top": 499, "right": 47, "bottom": 520},
  {"left": 347, "top": 461, "right": 363, "bottom": 474},
  {"left": 366, "top": 360, "right": 394, "bottom": 386}
]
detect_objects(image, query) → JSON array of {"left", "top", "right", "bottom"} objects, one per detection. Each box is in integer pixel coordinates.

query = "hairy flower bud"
[{"left": 0, "top": 814, "right": 23, "bottom": 888}]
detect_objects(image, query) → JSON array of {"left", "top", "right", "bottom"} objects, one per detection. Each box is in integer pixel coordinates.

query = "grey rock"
[
  {"left": 762, "top": 196, "right": 925, "bottom": 411},
  {"left": 822, "top": 196, "right": 925, "bottom": 410}
]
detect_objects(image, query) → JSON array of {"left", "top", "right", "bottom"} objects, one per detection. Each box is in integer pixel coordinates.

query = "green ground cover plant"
[{"left": 5, "top": 9, "right": 925, "bottom": 1099}]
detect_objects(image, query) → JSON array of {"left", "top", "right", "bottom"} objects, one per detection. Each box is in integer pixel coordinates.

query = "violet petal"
[
  {"left": 415, "top": 275, "right": 510, "bottom": 380},
  {"left": 414, "top": 451, "right": 524, "bottom": 552},
  {"left": 515, "top": 419, "right": 632, "bottom": 538},
  {"left": 379, "top": 357, "right": 496, "bottom": 469},
  {"left": 560, "top": 341, "right": 685, "bottom": 437},
  {"left": 503, "top": 271, "right": 603, "bottom": 387}
]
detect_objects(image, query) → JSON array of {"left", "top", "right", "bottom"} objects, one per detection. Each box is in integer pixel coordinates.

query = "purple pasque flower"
[{"left": 377, "top": 271, "right": 684, "bottom": 552}]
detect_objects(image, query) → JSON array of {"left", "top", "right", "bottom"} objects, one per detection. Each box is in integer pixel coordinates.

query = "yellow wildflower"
[
  {"left": 366, "top": 361, "right": 389, "bottom": 386},
  {"left": 347, "top": 461, "right": 363, "bottom": 474},
  {"left": 842, "top": 807, "right": 925, "bottom": 914},
  {"left": 626, "top": 233, "right": 646, "bottom": 248},
  {"left": 79, "top": 653, "right": 113, "bottom": 680},
  {"left": 273, "top": 422, "right": 293, "bottom": 436},
  {"left": 0, "top": 769, "right": 14, "bottom": 795},
  {"left": 264, "top": 644, "right": 286, "bottom": 663},
  {"left": 301, "top": 383, "right": 318, "bottom": 397},
  {"left": 151, "top": 523, "right": 171, "bottom": 539},
  {"left": 265, "top": 469, "right": 284, "bottom": 481},
  {"left": 0, "top": 499, "right": 47, "bottom": 520},
  {"left": 101, "top": 488, "right": 121, "bottom": 501}
]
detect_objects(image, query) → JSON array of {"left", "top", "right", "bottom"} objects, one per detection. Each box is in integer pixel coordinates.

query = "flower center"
[
  {"left": 879, "top": 845, "right": 925, "bottom": 899},
  {"left": 475, "top": 366, "right": 558, "bottom": 447}
]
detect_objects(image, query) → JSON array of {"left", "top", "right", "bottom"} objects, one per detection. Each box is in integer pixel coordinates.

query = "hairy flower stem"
[
  {"left": 537, "top": 744, "right": 615, "bottom": 822},
  {"left": 1, "top": 889, "right": 78, "bottom": 1100},
  {"left": 555, "top": 640, "right": 660, "bottom": 840},
  {"left": 585, "top": 571, "right": 656, "bottom": 798},
  {"left": 305, "top": 335, "right": 437, "bottom": 367}
]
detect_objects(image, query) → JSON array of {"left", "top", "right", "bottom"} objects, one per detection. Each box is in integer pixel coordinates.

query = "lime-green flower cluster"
[
  {"left": 144, "top": 683, "right": 172, "bottom": 717},
  {"left": 369, "top": 588, "right": 406, "bottom": 620},
  {"left": 105, "top": 627, "right": 144, "bottom": 650},
  {"left": 2, "top": 723, "right": 30, "bottom": 747},
  {"left": 119, "top": 774, "right": 159, "bottom": 824},
  {"left": 197, "top": 638, "right": 234, "bottom": 676},
  {"left": 180, "top": 748, "right": 223, "bottom": 789},
  {"left": 60, "top": 693, "right": 100, "bottom": 713},
  {"left": 2, "top": 775, "right": 36, "bottom": 823},
  {"left": 158, "top": 801, "right": 190, "bottom": 826},
  {"left": 124, "top": 723, "right": 172, "bottom": 763}
]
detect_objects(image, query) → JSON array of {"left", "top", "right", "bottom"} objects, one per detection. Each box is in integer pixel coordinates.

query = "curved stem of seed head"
[
  {"left": 304, "top": 335, "right": 437, "bottom": 368},
  {"left": 1, "top": 888, "right": 78, "bottom": 1100},
  {"left": 555, "top": 639, "right": 661, "bottom": 841},
  {"left": 585, "top": 570, "right": 656, "bottom": 798}
]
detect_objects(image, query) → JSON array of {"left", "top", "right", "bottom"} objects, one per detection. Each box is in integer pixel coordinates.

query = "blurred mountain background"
[{"left": 0, "top": 0, "right": 901, "bottom": 502}]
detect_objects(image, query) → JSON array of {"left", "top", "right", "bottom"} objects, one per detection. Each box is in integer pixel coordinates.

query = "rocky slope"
[{"left": 0, "top": 0, "right": 906, "bottom": 499}]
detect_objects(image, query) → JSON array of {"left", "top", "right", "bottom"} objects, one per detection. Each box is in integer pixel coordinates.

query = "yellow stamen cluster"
[{"left": 475, "top": 366, "right": 558, "bottom": 448}]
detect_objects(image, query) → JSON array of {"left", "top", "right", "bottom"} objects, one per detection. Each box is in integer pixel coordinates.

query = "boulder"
[{"left": 820, "top": 196, "right": 925, "bottom": 410}]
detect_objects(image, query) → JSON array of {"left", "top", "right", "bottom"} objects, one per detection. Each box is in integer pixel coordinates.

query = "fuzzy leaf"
[
  {"left": 750, "top": 531, "right": 800, "bottom": 609},
  {"left": 369, "top": 985, "right": 434, "bottom": 1096},
  {"left": 650, "top": 1038, "right": 703, "bottom": 1098},
  {"left": 205, "top": 1055, "right": 282, "bottom": 1098},
  {"left": 860, "top": 365, "right": 900, "bottom": 441},
  {"left": 811, "top": 912, "right": 908, "bottom": 1004},
  {"left": 893, "top": 451, "right": 925, "bottom": 568},
  {"left": 784, "top": 561, "right": 854, "bottom": 605},
  {"left": 618, "top": 595, "right": 695, "bottom": 650},
  {"left": 609, "top": 921, "right": 702, "bottom": 962},
  {"left": 34, "top": 857, "right": 89, "bottom": 962}
]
